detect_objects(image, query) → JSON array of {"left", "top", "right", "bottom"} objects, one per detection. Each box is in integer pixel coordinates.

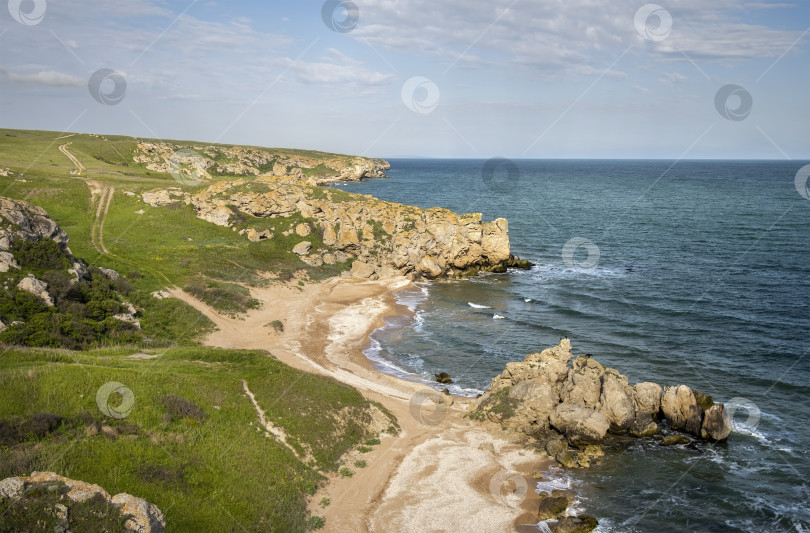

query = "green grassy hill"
[{"left": 0, "top": 129, "right": 396, "bottom": 531}]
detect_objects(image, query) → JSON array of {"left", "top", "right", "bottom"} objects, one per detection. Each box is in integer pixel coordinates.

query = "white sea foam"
[
  {"left": 493, "top": 314, "right": 505, "bottom": 320},
  {"left": 467, "top": 302, "right": 492, "bottom": 309},
  {"left": 524, "top": 297, "right": 533, "bottom": 302}
]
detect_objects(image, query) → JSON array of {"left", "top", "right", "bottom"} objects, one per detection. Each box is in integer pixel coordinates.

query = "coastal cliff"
[
  {"left": 142, "top": 175, "right": 530, "bottom": 280},
  {"left": 134, "top": 141, "right": 390, "bottom": 185},
  {"left": 474, "top": 340, "right": 733, "bottom": 468}
]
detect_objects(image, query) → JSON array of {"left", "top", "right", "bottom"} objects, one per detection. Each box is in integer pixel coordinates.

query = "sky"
[{"left": 0, "top": 0, "right": 808, "bottom": 159}]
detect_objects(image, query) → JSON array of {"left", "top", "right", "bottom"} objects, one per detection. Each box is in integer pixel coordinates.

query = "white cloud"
[
  {"left": 351, "top": 0, "right": 807, "bottom": 77},
  {"left": 660, "top": 72, "right": 688, "bottom": 85},
  {"left": 0, "top": 68, "right": 85, "bottom": 87}
]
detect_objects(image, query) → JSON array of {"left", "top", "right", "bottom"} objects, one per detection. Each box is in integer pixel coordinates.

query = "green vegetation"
[
  {"left": 318, "top": 497, "right": 330, "bottom": 508},
  {"left": 354, "top": 460, "right": 367, "bottom": 469},
  {"left": 0, "top": 129, "right": 401, "bottom": 531},
  {"left": 0, "top": 480, "right": 132, "bottom": 532},
  {"left": 364, "top": 437, "right": 381, "bottom": 446},
  {"left": 0, "top": 346, "right": 396, "bottom": 531}
]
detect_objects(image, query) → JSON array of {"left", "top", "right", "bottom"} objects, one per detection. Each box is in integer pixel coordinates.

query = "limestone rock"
[
  {"left": 552, "top": 515, "right": 598, "bottom": 533},
  {"left": 98, "top": 267, "right": 120, "bottom": 280},
  {"left": 537, "top": 489, "right": 574, "bottom": 520},
  {"left": 560, "top": 357, "right": 604, "bottom": 409},
  {"left": 1, "top": 472, "right": 165, "bottom": 532},
  {"left": 295, "top": 223, "right": 311, "bottom": 237},
  {"left": 660, "top": 434, "right": 691, "bottom": 446},
  {"left": 350, "top": 260, "right": 376, "bottom": 279},
  {"left": 598, "top": 371, "right": 635, "bottom": 432},
  {"left": 292, "top": 241, "right": 312, "bottom": 255},
  {"left": 700, "top": 403, "right": 732, "bottom": 441},
  {"left": 0, "top": 251, "right": 18, "bottom": 272},
  {"left": 661, "top": 385, "right": 703, "bottom": 435},
  {"left": 632, "top": 382, "right": 662, "bottom": 416},
  {"left": 142, "top": 190, "right": 178, "bottom": 207},
  {"left": 550, "top": 403, "right": 610, "bottom": 445},
  {"left": 17, "top": 275, "right": 54, "bottom": 306},
  {"left": 111, "top": 493, "right": 167, "bottom": 533},
  {"left": 0, "top": 476, "right": 24, "bottom": 500}
]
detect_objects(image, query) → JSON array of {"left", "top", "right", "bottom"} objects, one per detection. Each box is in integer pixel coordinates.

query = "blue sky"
[{"left": 0, "top": 0, "right": 808, "bottom": 158}]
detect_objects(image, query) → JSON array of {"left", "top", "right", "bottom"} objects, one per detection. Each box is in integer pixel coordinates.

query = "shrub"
[{"left": 160, "top": 394, "right": 206, "bottom": 422}]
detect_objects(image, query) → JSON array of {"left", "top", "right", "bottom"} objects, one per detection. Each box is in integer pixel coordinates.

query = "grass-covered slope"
[{"left": 0, "top": 346, "right": 395, "bottom": 531}]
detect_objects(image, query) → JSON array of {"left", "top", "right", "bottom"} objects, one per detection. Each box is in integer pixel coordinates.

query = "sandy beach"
[{"left": 169, "top": 276, "right": 547, "bottom": 532}]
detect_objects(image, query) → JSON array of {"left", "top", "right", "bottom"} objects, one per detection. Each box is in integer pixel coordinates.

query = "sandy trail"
[{"left": 169, "top": 276, "right": 546, "bottom": 532}]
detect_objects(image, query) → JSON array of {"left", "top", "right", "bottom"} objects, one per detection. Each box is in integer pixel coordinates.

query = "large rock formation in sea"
[
  {"left": 0, "top": 472, "right": 165, "bottom": 532},
  {"left": 474, "top": 340, "right": 733, "bottom": 467},
  {"left": 142, "top": 175, "right": 531, "bottom": 280}
]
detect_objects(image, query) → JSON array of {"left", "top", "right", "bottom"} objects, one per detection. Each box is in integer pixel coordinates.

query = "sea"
[{"left": 333, "top": 159, "right": 810, "bottom": 532}]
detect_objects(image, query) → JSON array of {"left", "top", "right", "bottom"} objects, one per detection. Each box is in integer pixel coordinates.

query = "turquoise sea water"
[{"left": 335, "top": 159, "right": 810, "bottom": 532}]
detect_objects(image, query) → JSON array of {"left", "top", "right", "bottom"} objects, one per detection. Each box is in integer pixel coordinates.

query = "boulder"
[
  {"left": 1, "top": 472, "right": 165, "bottom": 532},
  {"left": 661, "top": 385, "right": 703, "bottom": 436},
  {"left": 142, "top": 190, "right": 177, "bottom": 207},
  {"left": 292, "top": 241, "right": 312, "bottom": 256},
  {"left": 598, "top": 371, "right": 635, "bottom": 432},
  {"left": 700, "top": 403, "right": 732, "bottom": 441},
  {"left": 17, "top": 275, "right": 54, "bottom": 306},
  {"left": 560, "top": 357, "right": 604, "bottom": 408},
  {"left": 295, "top": 223, "right": 311, "bottom": 237},
  {"left": 98, "top": 267, "right": 120, "bottom": 280},
  {"left": 628, "top": 411, "right": 659, "bottom": 438},
  {"left": 660, "top": 434, "right": 691, "bottom": 446},
  {"left": 434, "top": 372, "right": 452, "bottom": 384},
  {"left": 552, "top": 515, "right": 598, "bottom": 533},
  {"left": 550, "top": 403, "right": 610, "bottom": 445},
  {"left": 632, "top": 382, "right": 662, "bottom": 416},
  {"left": 350, "top": 260, "right": 376, "bottom": 279},
  {"left": 111, "top": 493, "right": 167, "bottom": 533},
  {"left": 537, "top": 489, "right": 574, "bottom": 520},
  {"left": 0, "top": 251, "right": 18, "bottom": 272}
]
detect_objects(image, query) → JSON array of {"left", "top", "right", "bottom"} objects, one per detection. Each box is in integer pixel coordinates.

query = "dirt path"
[
  {"left": 58, "top": 143, "right": 85, "bottom": 175},
  {"left": 168, "top": 277, "right": 546, "bottom": 532}
]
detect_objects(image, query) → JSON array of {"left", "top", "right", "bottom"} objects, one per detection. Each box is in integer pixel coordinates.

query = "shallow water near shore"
[{"left": 336, "top": 159, "right": 810, "bottom": 532}]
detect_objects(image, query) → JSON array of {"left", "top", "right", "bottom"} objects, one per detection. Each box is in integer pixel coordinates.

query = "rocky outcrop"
[
  {"left": 0, "top": 197, "right": 72, "bottom": 253},
  {"left": 133, "top": 141, "right": 389, "bottom": 185},
  {"left": 144, "top": 176, "right": 530, "bottom": 280},
  {"left": 474, "top": 340, "right": 734, "bottom": 467},
  {"left": 0, "top": 472, "right": 165, "bottom": 532},
  {"left": 17, "top": 275, "right": 55, "bottom": 306}
]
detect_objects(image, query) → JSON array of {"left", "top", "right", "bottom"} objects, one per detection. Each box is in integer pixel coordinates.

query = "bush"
[{"left": 160, "top": 394, "right": 206, "bottom": 423}]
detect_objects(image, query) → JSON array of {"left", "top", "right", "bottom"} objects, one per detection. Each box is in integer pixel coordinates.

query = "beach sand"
[{"left": 170, "top": 276, "right": 546, "bottom": 532}]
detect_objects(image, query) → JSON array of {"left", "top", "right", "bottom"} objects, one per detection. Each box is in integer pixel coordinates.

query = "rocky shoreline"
[{"left": 470, "top": 339, "right": 734, "bottom": 531}]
